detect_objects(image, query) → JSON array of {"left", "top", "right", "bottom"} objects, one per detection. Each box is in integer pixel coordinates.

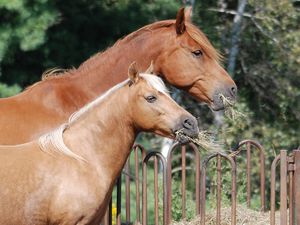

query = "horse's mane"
[
  {"left": 38, "top": 73, "right": 169, "bottom": 161},
  {"left": 25, "top": 68, "right": 76, "bottom": 90},
  {"left": 30, "top": 19, "right": 221, "bottom": 88},
  {"left": 185, "top": 23, "right": 222, "bottom": 62},
  {"left": 78, "top": 20, "right": 221, "bottom": 72}
]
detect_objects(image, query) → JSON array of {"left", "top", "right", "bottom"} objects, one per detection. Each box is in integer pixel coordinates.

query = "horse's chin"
[
  {"left": 209, "top": 101, "right": 225, "bottom": 111},
  {"left": 175, "top": 134, "right": 190, "bottom": 145}
]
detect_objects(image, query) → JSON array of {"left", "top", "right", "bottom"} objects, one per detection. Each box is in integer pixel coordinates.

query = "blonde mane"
[{"left": 38, "top": 73, "right": 169, "bottom": 161}]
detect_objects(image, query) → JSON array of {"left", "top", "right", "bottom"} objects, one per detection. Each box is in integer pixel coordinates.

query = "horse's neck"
[
  {"left": 63, "top": 86, "right": 136, "bottom": 178},
  {"left": 72, "top": 28, "right": 168, "bottom": 99},
  {"left": 25, "top": 26, "right": 170, "bottom": 115}
]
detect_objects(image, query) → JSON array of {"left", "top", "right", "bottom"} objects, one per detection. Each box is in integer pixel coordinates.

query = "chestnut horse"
[
  {"left": 0, "top": 65, "right": 198, "bottom": 225},
  {"left": 0, "top": 8, "right": 235, "bottom": 145}
]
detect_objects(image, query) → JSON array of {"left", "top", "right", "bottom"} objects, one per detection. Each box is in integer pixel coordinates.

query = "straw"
[
  {"left": 219, "top": 94, "right": 246, "bottom": 122},
  {"left": 175, "top": 130, "right": 223, "bottom": 152},
  {"left": 172, "top": 205, "right": 281, "bottom": 225}
]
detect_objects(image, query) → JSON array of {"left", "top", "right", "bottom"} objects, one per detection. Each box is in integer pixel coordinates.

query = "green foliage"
[
  {"left": 0, "top": 82, "right": 21, "bottom": 97},
  {"left": 171, "top": 177, "right": 195, "bottom": 221},
  {"left": 190, "top": 0, "right": 300, "bottom": 152},
  {"left": 0, "top": 0, "right": 180, "bottom": 86},
  {"left": 0, "top": 0, "right": 299, "bottom": 220},
  {"left": 0, "top": 0, "right": 58, "bottom": 58}
]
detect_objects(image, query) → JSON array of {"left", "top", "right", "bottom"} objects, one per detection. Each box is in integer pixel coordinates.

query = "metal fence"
[
  {"left": 101, "top": 140, "right": 300, "bottom": 225},
  {"left": 270, "top": 149, "right": 300, "bottom": 225}
]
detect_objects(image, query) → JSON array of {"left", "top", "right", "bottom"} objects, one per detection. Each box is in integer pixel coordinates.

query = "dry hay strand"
[
  {"left": 41, "top": 68, "right": 69, "bottom": 80},
  {"left": 219, "top": 94, "right": 246, "bottom": 122},
  {"left": 175, "top": 130, "right": 223, "bottom": 152},
  {"left": 172, "top": 205, "right": 281, "bottom": 225}
]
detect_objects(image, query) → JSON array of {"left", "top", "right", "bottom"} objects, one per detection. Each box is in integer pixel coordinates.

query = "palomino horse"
[
  {"left": 0, "top": 64, "right": 199, "bottom": 225},
  {"left": 0, "top": 8, "right": 235, "bottom": 145}
]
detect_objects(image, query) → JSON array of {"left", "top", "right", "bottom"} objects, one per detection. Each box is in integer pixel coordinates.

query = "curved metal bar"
[
  {"left": 133, "top": 144, "right": 147, "bottom": 159},
  {"left": 116, "top": 177, "right": 122, "bottom": 225},
  {"left": 142, "top": 151, "right": 168, "bottom": 225},
  {"left": 232, "top": 139, "right": 266, "bottom": 210},
  {"left": 188, "top": 143, "right": 201, "bottom": 215},
  {"left": 280, "top": 150, "right": 288, "bottom": 225},
  {"left": 234, "top": 139, "right": 264, "bottom": 151},
  {"left": 181, "top": 145, "right": 186, "bottom": 219},
  {"left": 166, "top": 141, "right": 181, "bottom": 222},
  {"left": 200, "top": 152, "right": 237, "bottom": 225},
  {"left": 125, "top": 157, "right": 131, "bottom": 223},
  {"left": 132, "top": 144, "right": 146, "bottom": 223},
  {"left": 166, "top": 142, "right": 201, "bottom": 219},
  {"left": 294, "top": 150, "right": 300, "bottom": 225},
  {"left": 270, "top": 154, "right": 281, "bottom": 225}
]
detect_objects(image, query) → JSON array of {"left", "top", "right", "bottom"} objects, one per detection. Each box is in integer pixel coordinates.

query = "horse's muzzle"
[
  {"left": 211, "top": 84, "right": 238, "bottom": 111},
  {"left": 174, "top": 115, "right": 199, "bottom": 143}
]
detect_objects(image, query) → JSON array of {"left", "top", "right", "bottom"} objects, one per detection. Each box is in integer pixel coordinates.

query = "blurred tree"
[
  {"left": 0, "top": 83, "right": 21, "bottom": 97},
  {"left": 0, "top": 0, "right": 59, "bottom": 94},
  {"left": 0, "top": 0, "right": 180, "bottom": 87},
  {"left": 191, "top": 0, "right": 300, "bottom": 152},
  {"left": 0, "top": 0, "right": 299, "bottom": 215},
  {"left": 0, "top": 0, "right": 298, "bottom": 150}
]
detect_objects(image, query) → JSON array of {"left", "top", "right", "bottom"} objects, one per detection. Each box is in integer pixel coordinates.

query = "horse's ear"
[
  {"left": 144, "top": 61, "right": 154, "bottom": 74},
  {"left": 176, "top": 7, "right": 186, "bottom": 35},
  {"left": 128, "top": 61, "right": 139, "bottom": 84},
  {"left": 185, "top": 6, "right": 192, "bottom": 22}
]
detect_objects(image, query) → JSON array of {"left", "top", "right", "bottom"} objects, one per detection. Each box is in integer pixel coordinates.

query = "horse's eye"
[
  {"left": 192, "top": 50, "right": 203, "bottom": 58},
  {"left": 145, "top": 95, "right": 157, "bottom": 103}
]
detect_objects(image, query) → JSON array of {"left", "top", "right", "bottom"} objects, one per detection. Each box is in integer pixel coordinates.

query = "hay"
[
  {"left": 41, "top": 68, "right": 68, "bottom": 80},
  {"left": 175, "top": 130, "right": 223, "bottom": 152},
  {"left": 172, "top": 205, "right": 281, "bottom": 225},
  {"left": 219, "top": 94, "right": 246, "bottom": 122}
]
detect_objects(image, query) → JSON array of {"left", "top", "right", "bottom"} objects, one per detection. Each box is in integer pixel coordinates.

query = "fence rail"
[{"left": 101, "top": 140, "right": 300, "bottom": 225}]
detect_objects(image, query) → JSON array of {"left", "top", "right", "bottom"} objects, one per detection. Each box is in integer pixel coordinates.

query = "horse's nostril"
[
  {"left": 231, "top": 86, "right": 237, "bottom": 96},
  {"left": 183, "top": 118, "right": 193, "bottom": 130}
]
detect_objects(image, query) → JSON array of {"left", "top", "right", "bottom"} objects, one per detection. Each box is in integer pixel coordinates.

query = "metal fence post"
[
  {"left": 294, "top": 150, "right": 300, "bottom": 225},
  {"left": 280, "top": 150, "right": 288, "bottom": 225}
]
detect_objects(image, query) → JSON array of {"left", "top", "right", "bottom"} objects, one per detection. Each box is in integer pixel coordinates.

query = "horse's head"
[
  {"left": 153, "top": 8, "right": 237, "bottom": 111},
  {"left": 127, "top": 62, "right": 199, "bottom": 143}
]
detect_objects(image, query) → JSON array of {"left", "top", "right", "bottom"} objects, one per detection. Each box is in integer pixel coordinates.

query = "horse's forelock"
[
  {"left": 186, "top": 23, "right": 223, "bottom": 63},
  {"left": 139, "top": 73, "right": 169, "bottom": 95}
]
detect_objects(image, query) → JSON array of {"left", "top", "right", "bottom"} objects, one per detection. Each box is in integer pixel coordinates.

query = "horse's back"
[
  {"left": 0, "top": 87, "right": 69, "bottom": 144},
  {"left": 0, "top": 78, "right": 95, "bottom": 145}
]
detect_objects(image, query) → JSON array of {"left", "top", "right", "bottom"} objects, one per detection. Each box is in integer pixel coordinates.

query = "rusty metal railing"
[
  {"left": 166, "top": 142, "right": 201, "bottom": 222},
  {"left": 101, "top": 140, "right": 299, "bottom": 225},
  {"left": 231, "top": 139, "right": 266, "bottom": 210},
  {"left": 200, "top": 152, "right": 237, "bottom": 225},
  {"left": 142, "top": 151, "right": 168, "bottom": 225},
  {"left": 101, "top": 144, "right": 146, "bottom": 225},
  {"left": 270, "top": 149, "right": 300, "bottom": 225}
]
